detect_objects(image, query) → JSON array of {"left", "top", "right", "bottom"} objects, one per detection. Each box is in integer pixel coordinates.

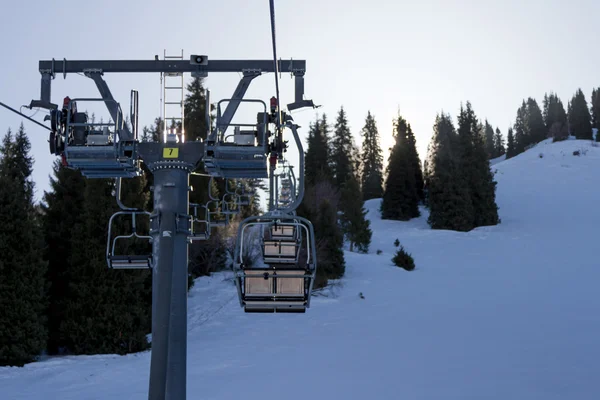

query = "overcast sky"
[{"left": 1, "top": 0, "right": 598, "bottom": 202}]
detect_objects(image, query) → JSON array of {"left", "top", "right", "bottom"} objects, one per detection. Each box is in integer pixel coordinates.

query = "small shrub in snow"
[
  {"left": 392, "top": 245, "right": 415, "bottom": 271},
  {"left": 394, "top": 238, "right": 400, "bottom": 247},
  {"left": 376, "top": 249, "right": 382, "bottom": 255},
  {"left": 539, "top": 153, "right": 544, "bottom": 158},
  {"left": 573, "top": 150, "right": 580, "bottom": 156}
]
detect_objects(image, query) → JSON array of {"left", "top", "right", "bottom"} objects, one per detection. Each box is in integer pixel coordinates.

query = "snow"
[
  {"left": 490, "top": 153, "right": 506, "bottom": 165},
  {"left": 2, "top": 139, "right": 600, "bottom": 399}
]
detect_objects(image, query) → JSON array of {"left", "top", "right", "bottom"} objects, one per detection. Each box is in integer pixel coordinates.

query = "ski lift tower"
[{"left": 3, "top": 54, "right": 314, "bottom": 400}]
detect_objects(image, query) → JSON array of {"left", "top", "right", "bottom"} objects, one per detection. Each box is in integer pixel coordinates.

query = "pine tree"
[
  {"left": 184, "top": 77, "right": 210, "bottom": 142},
  {"left": 313, "top": 198, "right": 345, "bottom": 288},
  {"left": 58, "top": 177, "right": 151, "bottom": 355},
  {"left": 297, "top": 176, "right": 345, "bottom": 288},
  {"left": 513, "top": 101, "right": 529, "bottom": 155},
  {"left": 493, "top": 127, "right": 505, "bottom": 158},
  {"left": 426, "top": 113, "right": 474, "bottom": 231},
  {"left": 320, "top": 114, "right": 334, "bottom": 176},
  {"left": 591, "top": 88, "right": 600, "bottom": 141},
  {"left": 339, "top": 173, "right": 372, "bottom": 253},
  {"left": 484, "top": 120, "right": 495, "bottom": 159},
  {"left": 526, "top": 98, "right": 546, "bottom": 144},
  {"left": 331, "top": 106, "right": 356, "bottom": 190},
  {"left": 568, "top": 89, "right": 593, "bottom": 140},
  {"left": 0, "top": 125, "right": 47, "bottom": 366},
  {"left": 360, "top": 111, "right": 384, "bottom": 201},
  {"left": 330, "top": 107, "right": 371, "bottom": 252},
  {"left": 41, "top": 160, "right": 86, "bottom": 355},
  {"left": 304, "top": 115, "right": 331, "bottom": 186},
  {"left": 381, "top": 114, "right": 420, "bottom": 220},
  {"left": 506, "top": 127, "right": 516, "bottom": 158},
  {"left": 543, "top": 92, "right": 567, "bottom": 134},
  {"left": 181, "top": 77, "right": 229, "bottom": 278},
  {"left": 457, "top": 103, "right": 499, "bottom": 227},
  {"left": 407, "top": 118, "right": 425, "bottom": 202}
]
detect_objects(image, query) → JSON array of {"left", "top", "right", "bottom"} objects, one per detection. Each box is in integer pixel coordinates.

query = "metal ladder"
[{"left": 162, "top": 49, "right": 185, "bottom": 143}]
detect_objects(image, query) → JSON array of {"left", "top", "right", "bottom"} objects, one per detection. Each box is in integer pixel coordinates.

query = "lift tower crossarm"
[
  {"left": 38, "top": 59, "right": 306, "bottom": 74},
  {"left": 34, "top": 58, "right": 311, "bottom": 112}
]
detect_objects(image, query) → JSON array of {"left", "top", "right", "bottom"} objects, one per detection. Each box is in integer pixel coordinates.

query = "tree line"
[
  {"left": 0, "top": 78, "right": 371, "bottom": 366},
  {"left": 2, "top": 80, "right": 598, "bottom": 367},
  {"left": 0, "top": 78, "right": 258, "bottom": 366},
  {"left": 507, "top": 87, "right": 600, "bottom": 158}
]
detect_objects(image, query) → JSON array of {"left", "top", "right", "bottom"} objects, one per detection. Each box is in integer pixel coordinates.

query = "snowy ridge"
[{"left": 1, "top": 140, "right": 599, "bottom": 399}]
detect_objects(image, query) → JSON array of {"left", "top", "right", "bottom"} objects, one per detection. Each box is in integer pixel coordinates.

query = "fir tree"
[
  {"left": 513, "top": 101, "right": 529, "bottom": 155},
  {"left": 184, "top": 77, "right": 210, "bottom": 142},
  {"left": 182, "top": 77, "right": 229, "bottom": 277},
  {"left": 360, "top": 111, "right": 384, "bottom": 201},
  {"left": 330, "top": 107, "right": 371, "bottom": 252},
  {"left": 313, "top": 199, "right": 345, "bottom": 288},
  {"left": 0, "top": 125, "right": 47, "bottom": 366},
  {"left": 568, "top": 89, "right": 593, "bottom": 140},
  {"left": 320, "top": 114, "right": 334, "bottom": 176},
  {"left": 140, "top": 126, "right": 153, "bottom": 142},
  {"left": 41, "top": 160, "right": 86, "bottom": 354},
  {"left": 526, "top": 98, "right": 546, "bottom": 144},
  {"left": 543, "top": 92, "right": 567, "bottom": 134},
  {"left": 392, "top": 245, "right": 416, "bottom": 271},
  {"left": 493, "top": 127, "right": 505, "bottom": 158},
  {"left": 297, "top": 176, "right": 345, "bottom": 288},
  {"left": 457, "top": 102, "right": 499, "bottom": 227},
  {"left": 407, "top": 118, "right": 425, "bottom": 202},
  {"left": 506, "top": 127, "right": 516, "bottom": 158},
  {"left": 591, "top": 88, "right": 600, "bottom": 141},
  {"left": 59, "top": 177, "right": 151, "bottom": 355},
  {"left": 339, "top": 173, "right": 372, "bottom": 253},
  {"left": 331, "top": 106, "right": 356, "bottom": 190},
  {"left": 426, "top": 112, "right": 474, "bottom": 231},
  {"left": 381, "top": 114, "right": 420, "bottom": 220},
  {"left": 304, "top": 115, "right": 331, "bottom": 186},
  {"left": 484, "top": 120, "right": 495, "bottom": 159}
]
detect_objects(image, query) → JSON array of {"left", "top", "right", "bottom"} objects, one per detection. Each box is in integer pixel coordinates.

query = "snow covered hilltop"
[{"left": 2, "top": 138, "right": 599, "bottom": 399}]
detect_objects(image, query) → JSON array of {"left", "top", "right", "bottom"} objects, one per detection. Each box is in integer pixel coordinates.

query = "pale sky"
[{"left": 1, "top": 0, "right": 598, "bottom": 202}]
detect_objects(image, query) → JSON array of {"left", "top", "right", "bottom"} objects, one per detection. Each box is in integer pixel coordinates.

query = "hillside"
[{"left": 1, "top": 139, "right": 599, "bottom": 400}]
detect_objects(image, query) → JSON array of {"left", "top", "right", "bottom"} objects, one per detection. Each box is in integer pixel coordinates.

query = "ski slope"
[{"left": 2, "top": 139, "right": 599, "bottom": 400}]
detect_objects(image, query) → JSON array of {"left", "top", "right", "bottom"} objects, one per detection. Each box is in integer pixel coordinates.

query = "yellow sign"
[{"left": 163, "top": 148, "right": 179, "bottom": 158}]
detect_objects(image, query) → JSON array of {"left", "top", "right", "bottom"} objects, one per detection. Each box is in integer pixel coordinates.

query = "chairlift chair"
[
  {"left": 189, "top": 202, "right": 210, "bottom": 241},
  {"left": 105, "top": 178, "right": 153, "bottom": 269},
  {"left": 106, "top": 210, "right": 153, "bottom": 269},
  {"left": 233, "top": 215, "right": 317, "bottom": 313}
]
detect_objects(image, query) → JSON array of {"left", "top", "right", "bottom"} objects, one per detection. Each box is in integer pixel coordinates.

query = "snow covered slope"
[{"left": 2, "top": 139, "right": 599, "bottom": 400}]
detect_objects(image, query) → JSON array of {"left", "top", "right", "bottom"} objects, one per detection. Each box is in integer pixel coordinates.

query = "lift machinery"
[{"left": 0, "top": 2, "right": 317, "bottom": 399}]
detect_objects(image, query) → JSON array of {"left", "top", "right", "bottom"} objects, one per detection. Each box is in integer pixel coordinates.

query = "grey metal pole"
[{"left": 149, "top": 167, "right": 190, "bottom": 400}]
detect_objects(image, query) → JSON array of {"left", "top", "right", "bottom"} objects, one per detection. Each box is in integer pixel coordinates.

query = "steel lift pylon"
[
  {"left": 0, "top": 3, "right": 319, "bottom": 399},
  {"left": 0, "top": 55, "right": 315, "bottom": 400}
]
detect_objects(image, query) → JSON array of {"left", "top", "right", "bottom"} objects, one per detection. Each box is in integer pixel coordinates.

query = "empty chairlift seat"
[
  {"left": 242, "top": 224, "right": 306, "bottom": 312},
  {"left": 271, "top": 225, "right": 296, "bottom": 240},
  {"left": 108, "top": 254, "right": 153, "bottom": 269},
  {"left": 243, "top": 268, "right": 307, "bottom": 313},
  {"left": 262, "top": 240, "right": 298, "bottom": 264},
  {"left": 234, "top": 218, "right": 317, "bottom": 313},
  {"left": 263, "top": 225, "right": 298, "bottom": 263}
]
